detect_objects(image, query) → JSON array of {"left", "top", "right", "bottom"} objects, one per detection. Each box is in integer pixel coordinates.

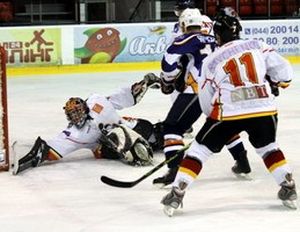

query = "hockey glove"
[
  {"left": 265, "top": 75, "right": 287, "bottom": 97},
  {"left": 131, "top": 80, "right": 147, "bottom": 104},
  {"left": 144, "top": 73, "right": 161, "bottom": 89}
]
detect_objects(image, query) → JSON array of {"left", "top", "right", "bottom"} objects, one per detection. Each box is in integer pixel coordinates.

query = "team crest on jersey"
[{"left": 92, "top": 103, "right": 103, "bottom": 113}]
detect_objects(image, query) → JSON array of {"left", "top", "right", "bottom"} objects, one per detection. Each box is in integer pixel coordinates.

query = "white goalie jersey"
[
  {"left": 47, "top": 86, "right": 135, "bottom": 156},
  {"left": 199, "top": 39, "right": 293, "bottom": 120}
]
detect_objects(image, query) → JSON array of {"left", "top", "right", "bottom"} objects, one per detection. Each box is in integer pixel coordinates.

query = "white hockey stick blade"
[{"left": 163, "top": 206, "right": 175, "bottom": 217}]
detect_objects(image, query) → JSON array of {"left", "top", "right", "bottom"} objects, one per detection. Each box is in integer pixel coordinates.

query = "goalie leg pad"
[
  {"left": 124, "top": 137, "right": 153, "bottom": 166},
  {"left": 19, "top": 137, "right": 51, "bottom": 167},
  {"left": 100, "top": 125, "right": 153, "bottom": 166},
  {"left": 14, "top": 137, "right": 62, "bottom": 175},
  {"left": 98, "top": 126, "right": 130, "bottom": 160}
]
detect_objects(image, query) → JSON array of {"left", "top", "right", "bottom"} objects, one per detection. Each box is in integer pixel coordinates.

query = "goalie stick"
[{"left": 100, "top": 144, "right": 190, "bottom": 188}]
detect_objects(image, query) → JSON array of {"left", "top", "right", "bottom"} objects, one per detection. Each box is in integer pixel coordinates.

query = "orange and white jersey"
[
  {"left": 47, "top": 88, "right": 135, "bottom": 156},
  {"left": 199, "top": 39, "right": 293, "bottom": 120}
]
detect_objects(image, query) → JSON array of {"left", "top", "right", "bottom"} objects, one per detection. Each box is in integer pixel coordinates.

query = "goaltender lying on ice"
[{"left": 12, "top": 73, "right": 164, "bottom": 175}]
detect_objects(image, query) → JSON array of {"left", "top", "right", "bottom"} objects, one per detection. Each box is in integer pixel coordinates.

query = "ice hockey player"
[
  {"left": 170, "top": 0, "right": 214, "bottom": 102},
  {"left": 152, "top": 6, "right": 251, "bottom": 187},
  {"left": 13, "top": 74, "right": 163, "bottom": 175},
  {"left": 161, "top": 7, "right": 297, "bottom": 216}
]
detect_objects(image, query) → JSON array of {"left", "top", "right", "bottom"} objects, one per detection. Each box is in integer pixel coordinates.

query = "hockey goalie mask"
[{"left": 64, "top": 97, "right": 89, "bottom": 129}]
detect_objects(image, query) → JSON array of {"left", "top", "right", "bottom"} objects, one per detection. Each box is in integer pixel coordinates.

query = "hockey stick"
[{"left": 100, "top": 144, "right": 190, "bottom": 188}]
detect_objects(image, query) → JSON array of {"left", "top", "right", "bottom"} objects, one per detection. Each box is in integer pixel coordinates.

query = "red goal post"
[{"left": 0, "top": 46, "right": 9, "bottom": 171}]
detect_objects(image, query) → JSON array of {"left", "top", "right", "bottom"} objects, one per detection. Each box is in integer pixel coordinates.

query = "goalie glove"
[
  {"left": 143, "top": 73, "right": 161, "bottom": 89},
  {"left": 131, "top": 73, "right": 161, "bottom": 104}
]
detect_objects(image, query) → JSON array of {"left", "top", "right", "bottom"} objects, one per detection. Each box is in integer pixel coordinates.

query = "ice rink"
[{"left": 1, "top": 65, "right": 300, "bottom": 232}]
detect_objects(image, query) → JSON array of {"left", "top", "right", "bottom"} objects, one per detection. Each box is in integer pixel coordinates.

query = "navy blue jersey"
[
  {"left": 161, "top": 32, "right": 216, "bottom": 93},
  {"left": 162, "top": 32, "right": 216, "bottom": 75}
]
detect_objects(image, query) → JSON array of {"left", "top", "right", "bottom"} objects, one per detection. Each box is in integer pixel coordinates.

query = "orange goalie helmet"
[{"left": 64, "top": 97, "right": 89, "bottom": 128}]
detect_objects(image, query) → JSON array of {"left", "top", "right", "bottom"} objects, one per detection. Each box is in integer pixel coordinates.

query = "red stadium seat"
[
  {"left": 271, "top": 0, "right": 284, "bottom": 16},
  {"left": 239, "top": 0, "right": 253, "bottom": 16},
  {"left": 253, "top": 0, "right": 268, "bottom": 16},
  {"left": 206, "top": 0, "right": 218, "bottom": 17},
  {"left": 0, "top": 2, "right": 14, "bottom": 22},
  {"left": 220, "top": 0, "right": 237, "bottom": 10},
  {"left": 285, "top": 0, "right": 299, "bottom": 15}
]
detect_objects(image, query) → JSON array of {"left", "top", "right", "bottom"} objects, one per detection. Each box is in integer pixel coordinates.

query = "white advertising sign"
[{"left": 241, "top": 20, "right": 300, "bottom": 56}]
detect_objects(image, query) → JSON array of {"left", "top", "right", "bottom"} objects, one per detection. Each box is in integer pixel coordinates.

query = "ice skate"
[
  {"left": 231, "top": 151, "right": 252, "bottom": 180},
  {"left": 161, "top": 187, "right": 185, "bottom": 217},
  {"left": 153, "top": 167, "right": 178, "bottom": 188},
  {"left": 278, "top": 174, "right": 298, "bottom": 209}
]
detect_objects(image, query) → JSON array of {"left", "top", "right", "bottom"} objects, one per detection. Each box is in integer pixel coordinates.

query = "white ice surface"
[{"left": 1, "top": 66, "right": 300, "bottom": 232}]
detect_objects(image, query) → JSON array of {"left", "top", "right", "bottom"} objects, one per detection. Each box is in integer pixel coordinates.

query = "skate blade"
[
  {"left": 163, "top": 205, "right": 175, "bottom": 217},
  {"left": 153, "top": 183, "right": 172, "bottom": 189},
  {"left": 233, "top": 172, "right": 253, "bottom": 181},
  {"left": 282, "top": 200, "right": 298, "bottom": 210}
]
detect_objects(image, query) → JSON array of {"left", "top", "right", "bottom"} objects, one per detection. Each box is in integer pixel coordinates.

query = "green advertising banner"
[{"left": 0, "top": 28, "right": 61, "bottom": 66}]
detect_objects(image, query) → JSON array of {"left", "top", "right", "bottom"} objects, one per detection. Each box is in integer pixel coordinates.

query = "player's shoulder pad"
[
  {"left": 173, "top": 33, "right": 215, "bottom": 46},
  {"left": 197, "top": 34, "right": 215, "bottom": 44}
]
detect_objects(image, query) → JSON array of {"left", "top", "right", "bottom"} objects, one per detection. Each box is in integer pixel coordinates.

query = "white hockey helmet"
[{"left": 179, "top": 8, "right": 202, "bottom": 30}]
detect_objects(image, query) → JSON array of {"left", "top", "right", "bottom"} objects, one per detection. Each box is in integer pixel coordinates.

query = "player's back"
[
  {"left": 200, "top": 39, "right": 292, "bottom": 120},
  {"left": 163, "top": 32, "right": 215, "bottom": 74}
]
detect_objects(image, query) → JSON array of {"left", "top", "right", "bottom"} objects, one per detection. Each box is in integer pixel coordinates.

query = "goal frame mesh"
[{"left": 0, "top": 46, "right": 9, "bottom": 171}]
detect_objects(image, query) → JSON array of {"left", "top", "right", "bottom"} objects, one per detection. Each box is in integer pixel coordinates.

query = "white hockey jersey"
[
  {"left": 47, "top": 87, "right": 135, "bottom": 156},
  {"left": 199, "top": 39, "right": 293, "bottom": 120}
]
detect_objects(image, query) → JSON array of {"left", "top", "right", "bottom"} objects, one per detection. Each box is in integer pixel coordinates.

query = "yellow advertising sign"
[{"left": 0, "top": 28, "right": 61, "bottom": 66}]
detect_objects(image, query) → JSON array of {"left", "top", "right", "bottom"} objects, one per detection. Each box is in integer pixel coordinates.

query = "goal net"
[{"left": 0, "top": 46, "right": 9, "bottom": 171}]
